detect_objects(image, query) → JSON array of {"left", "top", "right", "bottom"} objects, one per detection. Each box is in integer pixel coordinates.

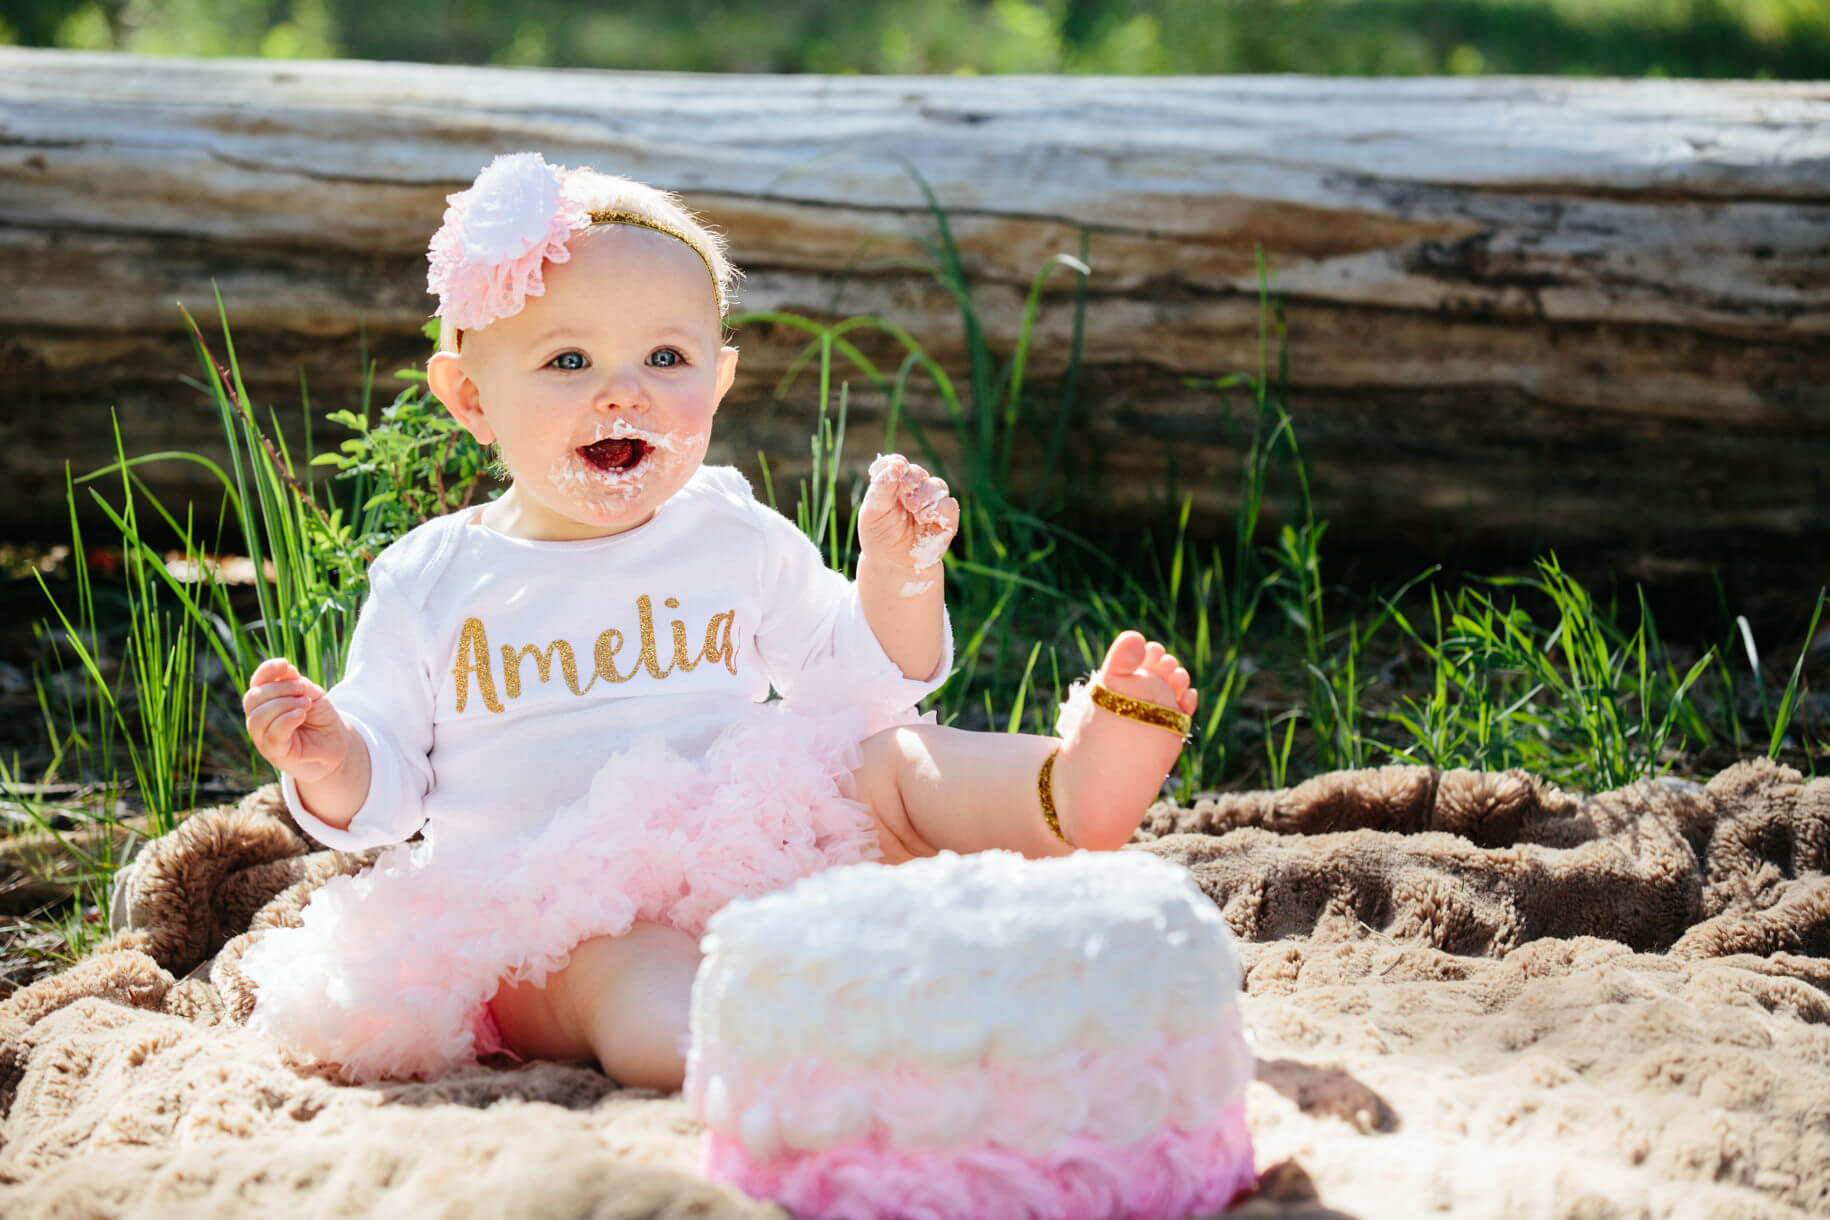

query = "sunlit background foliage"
[{"left": 1, "top": 0, "right": 1825, "bottom": 78}]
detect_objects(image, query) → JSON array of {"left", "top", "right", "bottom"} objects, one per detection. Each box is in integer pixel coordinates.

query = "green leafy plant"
[
  {"left": 1381, "top": 560, "right": 1717, "bottom": 789},
  {"left": 312, "top": 325, "right": 494, "bottom": 560}
]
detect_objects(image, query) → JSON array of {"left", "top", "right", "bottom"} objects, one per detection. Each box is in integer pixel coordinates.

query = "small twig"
[
  {"left": 431, "top": 434, "right": 454, "bottom": 514},
  {"left": 255, "top": 432, "right": 321, "bottom": 510}
]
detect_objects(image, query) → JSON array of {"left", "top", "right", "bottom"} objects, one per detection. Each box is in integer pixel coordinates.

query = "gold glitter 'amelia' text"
[{"left": 452, "top": 595, "right": 739, "bottom": 714}]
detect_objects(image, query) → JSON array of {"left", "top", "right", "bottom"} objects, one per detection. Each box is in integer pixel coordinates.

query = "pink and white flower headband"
[{"left": 426, "top": 152, "right": 725, "bottom": 335}]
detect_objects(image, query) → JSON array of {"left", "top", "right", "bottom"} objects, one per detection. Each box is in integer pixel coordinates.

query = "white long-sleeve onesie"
[{"left": 284, "top": 465, "right": 951, "bottom": 852}]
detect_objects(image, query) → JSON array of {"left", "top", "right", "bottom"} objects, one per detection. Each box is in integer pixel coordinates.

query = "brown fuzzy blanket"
[{"left": 2, "top": 759, "right": 1826, "bottom": 1217}]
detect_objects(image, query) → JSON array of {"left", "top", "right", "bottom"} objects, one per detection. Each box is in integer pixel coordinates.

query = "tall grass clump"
[
  {"left": 738, "top": 190, "right": 1822, "bottom": 797},
  {"left": 1736, "top": 588, "right": 1828, "bottom": 762},
  {"left": 744, "top": 208, "right": 1372, "bottom": 793},
  {"left": 12, "top": 305, "right": 489, "bottom": 942},
  {"left": 1381, "top": 562, "right": 1719, "bottom": 790}
]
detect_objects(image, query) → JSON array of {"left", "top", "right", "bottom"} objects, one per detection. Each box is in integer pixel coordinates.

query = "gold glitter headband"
[
  {"left": 585, "top": 209, "right": 726, "bottom": 317},
  {"left": 449, "top": 207, "right": 725, "bottom": 349}
]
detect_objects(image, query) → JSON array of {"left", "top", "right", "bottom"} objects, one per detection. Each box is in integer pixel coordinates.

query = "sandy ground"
[{"left": 0, "top": 760, "right": 1825, "bottom": 1217}]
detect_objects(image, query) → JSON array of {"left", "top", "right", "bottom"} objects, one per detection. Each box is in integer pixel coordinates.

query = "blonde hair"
[{"left": 439, "top": 167, "right": 740, "bottom": 353}]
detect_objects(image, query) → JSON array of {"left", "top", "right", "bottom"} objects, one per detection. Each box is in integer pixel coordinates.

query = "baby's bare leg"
[
  {"left": 852, "top": 632, "right": 1195, "bottom": 859},
  {"left": 853, "top": 724, "right": 1069, "bottom": 861},
  {"left": 489, "top": 922, "right": 699, "bottom": 1090}
]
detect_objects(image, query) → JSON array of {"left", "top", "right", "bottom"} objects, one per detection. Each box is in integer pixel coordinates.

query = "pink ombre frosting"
[
  {"left": 687, "top": 853, "right": 1257, "bottom": 1220},
  {"left": 426, "top": 152, "right": 589, "bottom": 331},
  {"left": 706, "top": 1101, "right": 1256, "bottom": 1220},
  {"left": 689, "top": 1018, "right": 1252, "bottom": 1158}
]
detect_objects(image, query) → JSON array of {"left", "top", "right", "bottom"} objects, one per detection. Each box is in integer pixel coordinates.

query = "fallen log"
[{"left": 2, "top": 50, "right": 1826, "bottom": 597}]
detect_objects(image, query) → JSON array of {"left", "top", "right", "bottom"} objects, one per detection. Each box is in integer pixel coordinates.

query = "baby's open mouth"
[{"left": 578, "top": 437, "right": 651, "bottom": 473}]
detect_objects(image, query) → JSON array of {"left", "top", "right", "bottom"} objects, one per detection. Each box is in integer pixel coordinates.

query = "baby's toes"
[
  {"left": 1100, "top": 631, "right": 1149, "bottom": 676},
  {"left": 1139, "top": 646, "right": 1181, "bottom": 685}
]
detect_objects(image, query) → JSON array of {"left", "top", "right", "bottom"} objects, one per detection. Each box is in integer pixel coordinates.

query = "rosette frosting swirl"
[{"left": 688, "top": 851, "right": 1257, "bottom": 1220}]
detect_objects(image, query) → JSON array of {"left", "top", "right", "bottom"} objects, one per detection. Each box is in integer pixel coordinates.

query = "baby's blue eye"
[
  {"left": 551, "top": 351, "right": 587, "bottom": 371},
  {"left": 648, "top": 348, "right": 683, "bottom": 369}
]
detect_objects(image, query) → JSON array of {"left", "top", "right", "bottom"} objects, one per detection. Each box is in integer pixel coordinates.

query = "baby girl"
[{"left": 238, "top": 153, "right": 1196, "bottom": 1089}]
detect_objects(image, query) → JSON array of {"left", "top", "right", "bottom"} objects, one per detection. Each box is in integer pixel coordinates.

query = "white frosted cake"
[{"left": 686, "top": 850, "right": 1256, "bottom": 1220}]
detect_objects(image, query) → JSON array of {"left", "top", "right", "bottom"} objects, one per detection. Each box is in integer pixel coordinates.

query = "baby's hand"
[
  {"left": 243, "top": 657, "right": 354, "bottom": 783},
  {"left": 859, "top": 453, "right": 959, "bottom": 572}
]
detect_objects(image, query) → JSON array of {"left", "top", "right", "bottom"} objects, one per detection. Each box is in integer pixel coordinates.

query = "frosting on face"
[
  {"left": 548, "top": 445, "right": 653, "bottom": 509},
  {"left": 587, "top": 416, "right": 701, "bottom": 453},
  {"left": 544, "top": 418, "right": 710, "bottom": 516}
]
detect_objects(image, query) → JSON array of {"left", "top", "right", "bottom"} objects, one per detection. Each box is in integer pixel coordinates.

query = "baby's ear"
[
  {"left": 427, "top": 351, "right": 494, "bottom": 444},
  {"left": 714, "top": 344, "right": 739, "bottom": 405}
]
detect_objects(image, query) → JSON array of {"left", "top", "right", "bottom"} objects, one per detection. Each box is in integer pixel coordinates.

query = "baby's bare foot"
[{"left": 1052, "top": 631, "right": 1196, "bottom": 851}]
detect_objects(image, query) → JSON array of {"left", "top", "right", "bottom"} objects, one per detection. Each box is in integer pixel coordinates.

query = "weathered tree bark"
[{"left": 2, "top": 49, "right": 1826, "bottom": 596}]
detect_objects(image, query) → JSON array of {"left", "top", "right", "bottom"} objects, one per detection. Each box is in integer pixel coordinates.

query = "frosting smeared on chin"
[{"left": 550, "top": 451, "right": 650, "bottom": 512}]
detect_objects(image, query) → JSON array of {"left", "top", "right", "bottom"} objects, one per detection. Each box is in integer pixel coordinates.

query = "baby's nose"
[{"left": 595, "top": 370, "right": 644, "bottom": 408}]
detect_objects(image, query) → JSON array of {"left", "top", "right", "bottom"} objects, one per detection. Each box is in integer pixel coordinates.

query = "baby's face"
[{"left": 441, "top": 225, "right": 737, "bottom": 540}]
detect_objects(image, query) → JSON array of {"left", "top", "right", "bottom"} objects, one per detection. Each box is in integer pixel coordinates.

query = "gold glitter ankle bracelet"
[
  {"left": 1089, "top": 681, "right": 1192, "bottom": 739},
  {"left": 1037, "top": 747, "right": 1071, "bottom": 846}
]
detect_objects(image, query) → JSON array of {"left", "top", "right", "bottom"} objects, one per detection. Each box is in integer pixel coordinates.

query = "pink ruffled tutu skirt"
[{"left": 242, "top": 698, "right": 895, "bottom": 1083}]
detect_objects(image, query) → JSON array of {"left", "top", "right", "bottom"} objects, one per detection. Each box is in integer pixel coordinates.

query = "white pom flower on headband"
[
  {"left": 426, "top": 152, "right": 588, "bottom": 332},
  {"left": 427, "top": 153, "right": 729, "bottom": 334}
]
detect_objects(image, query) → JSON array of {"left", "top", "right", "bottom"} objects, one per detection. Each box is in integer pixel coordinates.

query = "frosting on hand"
[{"left": 863, "top": 453, "right": 955, "bottom": 571}]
